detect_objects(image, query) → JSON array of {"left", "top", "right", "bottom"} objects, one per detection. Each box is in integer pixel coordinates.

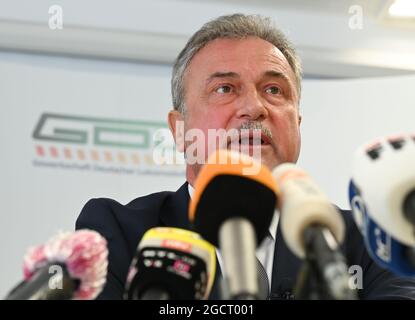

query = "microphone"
[
  {"left": 6, "top": 230, "right": 108, "bottom": 300},
  {"left": 273, "top": 163, "right": 356, "bottom": 300},
  {"left": 124, "top": 227, "right": 216, "bottom": 300},
  {"left": 349, "top": 133, "right": 415, "bottom": 277},
  {"left": 189, "top": 150, "right": 278, "bottom": 300}
]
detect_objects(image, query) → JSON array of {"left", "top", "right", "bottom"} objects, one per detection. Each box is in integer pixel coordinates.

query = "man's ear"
[{"left": 168, "top": 110, "right": 185, "bottom": 153}]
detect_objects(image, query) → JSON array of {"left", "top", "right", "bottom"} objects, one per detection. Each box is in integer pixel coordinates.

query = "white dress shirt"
[{"left": 188, "top": 184, "right": 278, "bottom": 290}]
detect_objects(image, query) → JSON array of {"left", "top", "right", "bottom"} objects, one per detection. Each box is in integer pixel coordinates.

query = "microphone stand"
[
  {"left": 294, "top": 225, "right": 357, "bottom": 300},
  {"left": 294, "top": 260, "right": 333, "bottom": 299},
  {"left": 6, "top": 263, "right": 78, "bottom": 300}
]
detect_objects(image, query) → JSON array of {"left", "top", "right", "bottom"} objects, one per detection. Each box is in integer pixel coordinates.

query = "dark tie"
[
  {"left": 209, "top": 255, "right": 270, "bottom": 300},
  {"left": 257, "top": 229, "right": 273, "bottom": 299},
  {"left": 256, "top": 256, "right": 270, "bottom": 300}
]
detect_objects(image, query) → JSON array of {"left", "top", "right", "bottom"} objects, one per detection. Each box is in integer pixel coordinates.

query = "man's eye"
[
  {"left": 215, "top": 85, "right": 232, "bottom": 94},
  {"left": 265, "top": 86, "right": 281, "bottom": 95}
]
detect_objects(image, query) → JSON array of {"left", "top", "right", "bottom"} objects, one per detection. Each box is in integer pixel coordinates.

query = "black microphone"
[
  {"left": 273, "top": 163, "right": 357, "bottom": 300},
  {"left": 189, "top": 150, "right": 278, "bottom": 300},
  {"left": 124, "top": 227, "right": 216, "bottom": 300},
  {"left": 5, "top": 230, "right": 108, "bottom": 300}
]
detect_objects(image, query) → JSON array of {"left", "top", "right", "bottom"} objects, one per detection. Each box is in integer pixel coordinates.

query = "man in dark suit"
[{"left": 76, "top": 14, "right": 415, "bottom": 299}]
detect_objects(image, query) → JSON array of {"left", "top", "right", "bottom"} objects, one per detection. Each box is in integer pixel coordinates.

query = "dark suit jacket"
[{"left": 75, "top": 182, "right": 415, "bottom": 300}]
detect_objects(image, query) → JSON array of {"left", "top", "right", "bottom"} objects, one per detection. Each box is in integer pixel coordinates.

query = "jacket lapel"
[
  {"left": 270, "top": 222, "right": 303, "bottom": 299},
  {"left": 159, "top": 182, "right": 191, "bottom": 230}
]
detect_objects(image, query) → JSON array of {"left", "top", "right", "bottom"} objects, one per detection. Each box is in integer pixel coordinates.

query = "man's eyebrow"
[
  {"left": 206, "top": 72, "right": 239, "bottom": 85},
  {"left": 263, "top": 70, "right": 290, "bottom": 83}
]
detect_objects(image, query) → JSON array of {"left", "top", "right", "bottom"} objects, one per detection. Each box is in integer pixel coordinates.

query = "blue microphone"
[
  {"left": 348, "top": 133, "right": 415, "bottom": 277},
  {"left": 349, "top": 180, "right": 415, "bottom": 277}
]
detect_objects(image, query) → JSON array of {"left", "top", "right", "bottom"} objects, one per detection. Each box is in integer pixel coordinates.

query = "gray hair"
[{"left": 171, "top": 13, "right": 302, "bottom": 114}]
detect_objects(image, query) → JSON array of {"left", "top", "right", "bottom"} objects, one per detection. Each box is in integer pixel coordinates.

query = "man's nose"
[{"left": 236, "top": 88, "right": 268, "bottom": 121}]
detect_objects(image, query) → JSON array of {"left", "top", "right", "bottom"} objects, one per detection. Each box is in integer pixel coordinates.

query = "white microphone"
[
  {"left": 273, "top": 163, "right": 356, "bottom": 299},
  {"left": 349, "top": 133, "right": 415, "bottom": 276}
]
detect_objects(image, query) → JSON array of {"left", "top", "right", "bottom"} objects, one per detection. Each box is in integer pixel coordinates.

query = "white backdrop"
[{"left": 0, "top": 50, "right": 414, "bottom": 297}]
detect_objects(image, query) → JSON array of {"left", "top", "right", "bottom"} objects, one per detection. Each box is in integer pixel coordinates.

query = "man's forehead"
[{"left": 187, "top": 37, "right": 294, "bottom": 81}]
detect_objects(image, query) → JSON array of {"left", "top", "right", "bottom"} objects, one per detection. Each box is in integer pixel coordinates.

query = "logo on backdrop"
[{"left": 32, "top": 113, "right": 184, "bottom": 175}]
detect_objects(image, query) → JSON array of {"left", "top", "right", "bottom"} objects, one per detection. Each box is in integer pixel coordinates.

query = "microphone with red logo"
[
  {"left": 189, "top": 150, "right": 278, "bottom": 300},
  {"left": 5, "top": 230, "right": 108, "bottom": 300},
  {"left": 124, "top": 227, "right": 216, "bottom": 300}
]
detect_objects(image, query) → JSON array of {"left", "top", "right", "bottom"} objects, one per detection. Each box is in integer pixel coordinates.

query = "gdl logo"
[{"left": 32, "top": 112, "right": 184, "bottom": 174}]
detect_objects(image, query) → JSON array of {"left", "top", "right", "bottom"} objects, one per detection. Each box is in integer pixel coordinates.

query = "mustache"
[{"left": 238, "top": 121, "right": 273, "bottom": 141}]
